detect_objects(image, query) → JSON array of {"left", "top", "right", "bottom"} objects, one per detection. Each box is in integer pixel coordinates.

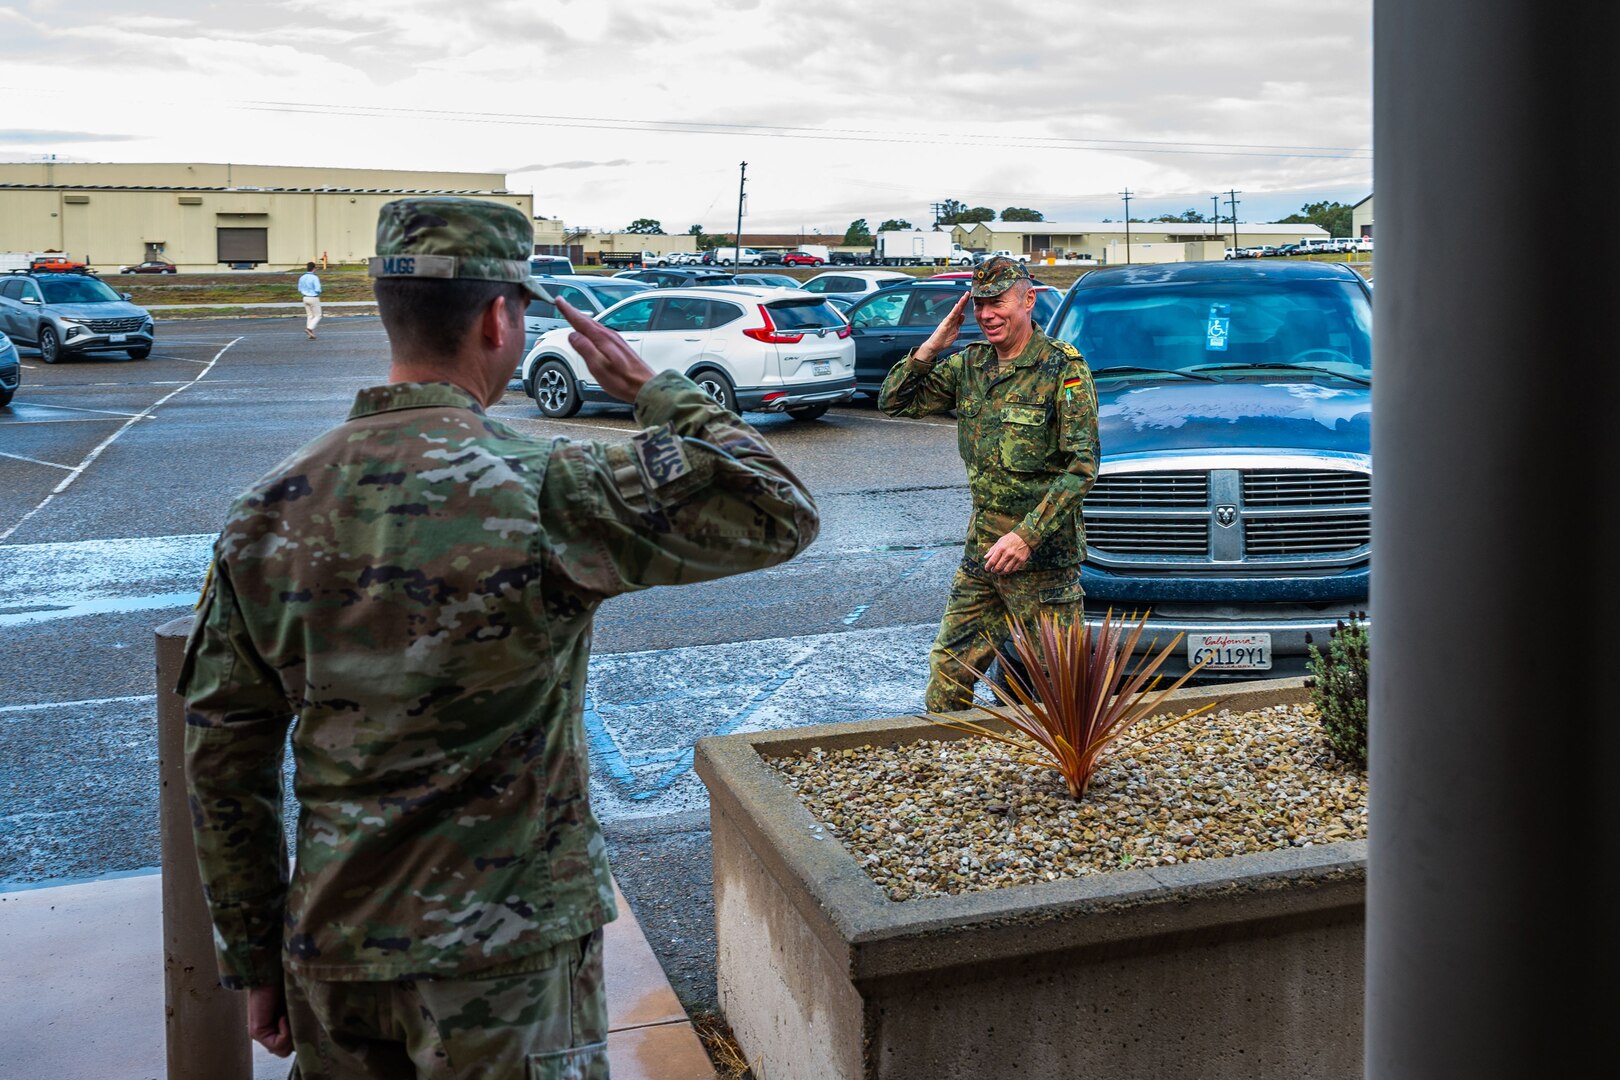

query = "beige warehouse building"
[
  {"left": 0, "top": 162, "right": 532, "bottom": 272},
  {"left": 951, "top": 220, "right": 1330, "bottom": 263}
]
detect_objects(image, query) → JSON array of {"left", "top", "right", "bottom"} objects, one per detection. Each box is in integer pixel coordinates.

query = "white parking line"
[
  {"left": 0, "top": 451, "right": 75, "bottom": 471},
  {"left": 0, "top": 337, "right": 241, "bottom": 543},
  {"left": 12, "top": 401, "right": 142, "bottom": 418},
  {"left": 0, "top": 694, "right": 157, "bottom": 714}
]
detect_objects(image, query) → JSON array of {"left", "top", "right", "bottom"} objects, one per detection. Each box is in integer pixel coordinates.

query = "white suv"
[
  {"left": 520, "top": 286, "right": 857, "bottom": 421},
  {"left": 714, "top": 248, "right": 764, "bottom": 266}
]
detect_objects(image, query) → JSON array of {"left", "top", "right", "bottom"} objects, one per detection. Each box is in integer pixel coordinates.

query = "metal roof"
[{"left": 0, "top": 183, "right": 513, "bottom": 195}]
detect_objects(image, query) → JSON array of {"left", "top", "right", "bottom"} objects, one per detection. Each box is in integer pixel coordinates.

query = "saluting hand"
[
  {"left": 559, "top": 298, "right": 657, "bottom": 404},
  {"left": 914, "top": 291, "right": 972, "bottom": 364}
]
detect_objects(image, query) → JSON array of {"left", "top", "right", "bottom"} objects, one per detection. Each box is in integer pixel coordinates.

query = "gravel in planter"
[{"left": 769, "top": 703, "right": 1367, "bottom": 902}]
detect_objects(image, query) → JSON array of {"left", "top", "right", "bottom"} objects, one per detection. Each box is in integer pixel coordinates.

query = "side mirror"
[
  {"left": 21, "top": 296, "right": 40, "bottom": 305},
  {"left": 121, "top": 293, "right": 132, "bottom": 301}
]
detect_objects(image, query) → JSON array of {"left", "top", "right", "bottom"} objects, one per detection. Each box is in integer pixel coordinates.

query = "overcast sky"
[{"left": 0, "top": 0, "right": 1372, "bottom": 233}]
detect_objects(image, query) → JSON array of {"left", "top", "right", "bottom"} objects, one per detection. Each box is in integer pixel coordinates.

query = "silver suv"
[{"left": 0, "top": 271, "right": 155, "bottom": 363}]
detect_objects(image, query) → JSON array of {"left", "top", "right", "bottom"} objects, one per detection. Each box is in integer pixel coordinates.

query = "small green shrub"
[{"left": 1306, "top": 612, "right": 1368, "bottom": 767}]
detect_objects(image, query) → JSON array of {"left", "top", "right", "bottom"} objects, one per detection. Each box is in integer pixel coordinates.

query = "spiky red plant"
[{"left": 931, "top": 609, "right": 1216, "bottom": 799}]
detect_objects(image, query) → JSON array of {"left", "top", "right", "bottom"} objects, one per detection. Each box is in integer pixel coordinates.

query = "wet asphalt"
[{"left": 0, "top": 313, "right": 969, "bottom": 1011}]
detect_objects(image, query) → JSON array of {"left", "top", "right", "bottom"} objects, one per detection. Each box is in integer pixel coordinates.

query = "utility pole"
[
  {"left": 1119, "top": 189, "right": 1133, "bottom": 263},
  {"left": 930, "top": 201, "right": 946, "bottom": 229},
  {"left": 1212, "top": 195, "right": 1222, "bottom": 248},
  {"left": 1227, "top": 189, "right": 1242, "bottom": 253},
  {"left": 734, "top": 161, "right": 747, "bottom": 266}
]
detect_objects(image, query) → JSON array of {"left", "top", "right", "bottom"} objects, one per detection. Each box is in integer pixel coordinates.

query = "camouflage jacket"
[
  {"left": 180, "top": 371, "right": 818, "bottom": 986},
  {"left": 877, "top": 325, "right": 1099, "bottom": 570}
]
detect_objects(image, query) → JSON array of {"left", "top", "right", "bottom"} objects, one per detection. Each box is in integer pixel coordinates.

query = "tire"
[
  {"left": 127, "top": 345, "right": 151, "bottom": 360},
  {"left": 813, "top": 259, "right": 824, "bottom": 266},
  {"left": 691, "top": 367, "right": 736, "bottom": 413},
  {"left": 785, "top": 403, "right": 830, "bottom": 421},
  {"left": 38, "top": 325, "right": 60, "bottom": 364},
  {"left": 0, "top": 388, "right": 12, "bottom": 408},
  {"left": 531, "top": 359, "right": 582, "bottom": 417}
]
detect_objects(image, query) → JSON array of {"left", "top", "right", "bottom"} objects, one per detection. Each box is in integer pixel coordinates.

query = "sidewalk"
[{"left": 0, "top": 872, "right": 714, "bottom": 1080}]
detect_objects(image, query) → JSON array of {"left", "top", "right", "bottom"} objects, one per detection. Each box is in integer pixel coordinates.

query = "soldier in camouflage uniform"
[
  {"left": 180, "top": 197, "right": 819, "bottom": 1079},
  {"left": 878, "top": 256, "right": 1099, "bottom": 713}
]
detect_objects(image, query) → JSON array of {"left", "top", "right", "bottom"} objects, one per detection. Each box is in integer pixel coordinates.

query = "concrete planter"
[{"left": 694, "top": 677, "right": 1365, "bottom": 1080}]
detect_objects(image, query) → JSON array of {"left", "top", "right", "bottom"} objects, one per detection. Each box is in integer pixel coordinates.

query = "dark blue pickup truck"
[{"left": 1046, "top": 260, "right": 1372, "bottom": 679}]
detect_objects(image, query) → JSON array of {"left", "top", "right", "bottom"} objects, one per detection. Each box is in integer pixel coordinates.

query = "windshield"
[
  {"left": 1050, "top": 278, "right": 1371, "bottom": 380},
  {"left": 40, "top": 277, "right": 123, "bottom": 304},
  {"left": 587, "top": 282, "right": 648, "bottom": 305}
]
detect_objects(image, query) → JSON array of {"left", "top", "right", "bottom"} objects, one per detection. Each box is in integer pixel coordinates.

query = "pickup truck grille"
[
  {"left": 1085, "top": 466, "right": 1370, "bottom": 569},
  {"left": 84, "top": 317, "right": 147, "bottom": 333},
  {"left": 1086, "top": 472, "right": 1207, "bottom": 508}
]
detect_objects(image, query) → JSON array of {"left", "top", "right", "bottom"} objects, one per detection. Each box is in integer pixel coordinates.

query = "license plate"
[
  {"left": 1187, "top": 632, "right": 1272, "bottom": 671},
  {"left": 109, "top": 333, "right": 127, "bottom": 343},
  {"left": 812, "top": 360, "right": 831, "bottom": 376}
]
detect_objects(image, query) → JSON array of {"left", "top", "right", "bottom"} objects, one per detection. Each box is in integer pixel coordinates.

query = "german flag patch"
[{"left": 1062, "top": 376, "right": 1085, "bottom": 391}]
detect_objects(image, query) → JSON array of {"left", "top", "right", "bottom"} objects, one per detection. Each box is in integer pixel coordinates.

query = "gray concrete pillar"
[
  {"left": 1370, "top": 4, "right": 1619, "bottom": 1076},
  {"left": 156, "top": 615, "right": 251, "bottom": 1080}
]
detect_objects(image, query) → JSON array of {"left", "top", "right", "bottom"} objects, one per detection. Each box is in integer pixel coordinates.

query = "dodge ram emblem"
[{"left": 1215, "top": 504, "right": 1237, "bottom": 528}]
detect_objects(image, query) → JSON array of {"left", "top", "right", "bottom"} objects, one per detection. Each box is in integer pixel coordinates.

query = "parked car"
[
  {"left": 615, "top": 268, "right": 737, "bottom": 289},
  {"left": 781, "top": 251, "right": 825, "bottom": 267},
  {"left": 756, "top": 251, "right": 786, "bottom": 266},
  {"left": 796, "top": 269, "right": 912, "bottom": 305},
  {"left": 0, "top": 271, "right": 154, "bottom": 362},
  {"left": 730, "top": 272, "right": 802, "bottom": 289},
  {"left": 28, "top": 254, "right": 87, "bottom": 273},
  {"left": 0, "top": 328, "right": 19, "bottom": 407},
  {"left": 1275, "top": 243, "right": 1303, "bottom": 257},
  {"left": 714, "top": 248, "right": 765, "bottom": 266},
  {"left": 842, "top": 278, "right": 1063, "bottom": 395},
  {"left": 529, "top": 254, "right": 575, "bottom": 276},
  {"left": 1044, "top": 260, "right": 1372, "bottom": 679},
  {"left": 522, "top": 275, "right": 652, "bottom": 357},
  {"left": 118, "top": 259, "right": 178, "bottom": 274},
  {"left": 519, "top": 286, "right": 856, "bottom": 421}
]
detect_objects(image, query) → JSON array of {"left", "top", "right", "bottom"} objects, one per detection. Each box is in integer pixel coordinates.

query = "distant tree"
[
  {"left": 843, "top": 219, "right": 873, "bottom": 246},
  {"left": 935, "top": 198, "right": 969, "bottom": 225},
  {"left": 625, "top": 218, "right": 665, "bottom": 235},
  {"left": 687, "top": 224, "right": 703, "bottom": 235},
  {"left": 1273, "top": 200, "right": 1353, "bottom": 237},
  {"left": 878, "top": 218, "right": 915, "bottom": 231},
  {"left": 1151, "top": 208, "right": 1209, "bottom": 223},
  {"left": 1001, "top": 207, "right": 1045, "bottom": 222}
]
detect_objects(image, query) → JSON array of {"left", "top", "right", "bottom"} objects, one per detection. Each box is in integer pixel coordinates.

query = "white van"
[{"left": 1299, "top": 238, "right": 1337, "bottom": 255}]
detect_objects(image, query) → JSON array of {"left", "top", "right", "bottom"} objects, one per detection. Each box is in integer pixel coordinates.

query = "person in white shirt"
[{"left": 297, "top": 261, "right": 323, "bottom": 340}]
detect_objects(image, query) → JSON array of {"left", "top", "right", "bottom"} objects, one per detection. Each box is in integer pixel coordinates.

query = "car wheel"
[
  {"left": 814, "top": 259, "right": 824, "bottom": 266},
  {"left": 532, "top": 359, "right": 582, "bottom": 418},
  {"left": 127, "top": 345, "right": 151, "bottom": 359},
  {"left": 691, "top": 367, "right": 736, "bottom": 413},
  {"left": 38, "top": 325, "right": 61, "bottom": 364},
  {"left": 0, "top": 387, "right": 12, "bottom": 408},
  {"left": 785, "top": 403, "right": 830, "bottom": 421}
]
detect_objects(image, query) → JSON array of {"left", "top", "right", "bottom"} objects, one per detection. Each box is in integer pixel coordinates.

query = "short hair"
[
  {"left": 306, "top": 261, "right": 316, "bottom": 271},
  {"left": 373, "top": 278, "right": 526, "bottom": 356}
]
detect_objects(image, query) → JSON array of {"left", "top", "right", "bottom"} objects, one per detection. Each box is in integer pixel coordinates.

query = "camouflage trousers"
[
  {"left": 925, "top": 561, "right": 1086, "bottom": 714},
  {"left": 284, "top": 929, "right": 608, "bottom": 1080}
]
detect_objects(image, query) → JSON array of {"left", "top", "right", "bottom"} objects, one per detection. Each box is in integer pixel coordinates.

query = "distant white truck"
[
  {"left": 873, "top": 231, "right": 976, "bottom": 266},
  {"left": 0, "top": 251, "right": 46, "bottom": 273}
]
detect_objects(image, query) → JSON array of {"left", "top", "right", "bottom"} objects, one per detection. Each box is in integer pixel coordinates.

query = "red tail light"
[
  {"left": 835, "top": 324, "right": 852, "bottom": 339},
  {"left": 742, "top": 305, "right": 804, "bottom": 344}
]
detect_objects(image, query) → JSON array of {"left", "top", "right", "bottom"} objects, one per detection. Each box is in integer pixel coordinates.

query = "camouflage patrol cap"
[
  {"left": 970, "top": 255, "right": 1031, "bottom": 298},
  {"left": 370, "top": 197, "right": 548, "bottom": 299}
]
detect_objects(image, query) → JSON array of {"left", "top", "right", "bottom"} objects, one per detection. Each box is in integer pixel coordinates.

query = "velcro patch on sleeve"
[{"left": 631, "top": 426, "right": 692, "bottom": 488}]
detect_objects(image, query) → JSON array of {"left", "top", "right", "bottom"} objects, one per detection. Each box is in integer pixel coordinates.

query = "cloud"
[{"left": 0, "top": 129, "right": 139, "bottom": 145}]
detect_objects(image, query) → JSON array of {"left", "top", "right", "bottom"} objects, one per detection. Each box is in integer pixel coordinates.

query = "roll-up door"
[{"left": 217, "top": 227, "right": 269, "bottom": 263}]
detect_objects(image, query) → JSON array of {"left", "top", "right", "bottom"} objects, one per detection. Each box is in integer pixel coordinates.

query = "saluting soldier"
[
  {"left": 878, "top": 255, "right": 1099, "bottom": 713},
  {"left": 180, "top": 197, "right": 819, "bottom": 1078}
]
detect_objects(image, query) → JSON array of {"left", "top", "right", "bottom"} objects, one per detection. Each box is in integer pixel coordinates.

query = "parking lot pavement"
[{"left": 0, "top": 314, "right": 973, "bottom": 1013}]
